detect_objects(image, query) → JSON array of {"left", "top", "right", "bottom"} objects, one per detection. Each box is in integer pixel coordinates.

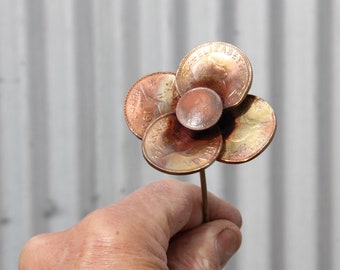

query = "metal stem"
[{"left": 199, "top": 169, "right": 209, "bottom": 223}]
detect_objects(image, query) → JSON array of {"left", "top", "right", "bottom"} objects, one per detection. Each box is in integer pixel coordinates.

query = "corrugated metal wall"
[{"left": 0, "top": 0, "right": 339, "bottom": 269}]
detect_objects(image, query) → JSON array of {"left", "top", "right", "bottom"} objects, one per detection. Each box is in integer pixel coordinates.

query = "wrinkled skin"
[{"left": 19, "top": 179, "right": 242, "bottom": 270}]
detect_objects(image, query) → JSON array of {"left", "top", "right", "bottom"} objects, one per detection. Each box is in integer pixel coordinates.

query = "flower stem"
[{"left": 199, "top": 169, "right": 209, "bottom": 223}]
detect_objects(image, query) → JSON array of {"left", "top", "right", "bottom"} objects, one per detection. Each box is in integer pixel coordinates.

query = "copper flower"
[{"left": 124, "top": 42, "right": 276, "bottom": 175}]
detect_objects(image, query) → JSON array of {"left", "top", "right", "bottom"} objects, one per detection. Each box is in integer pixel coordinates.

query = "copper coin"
[
  {"left": 217, "top": 95, "right": 276, "bottom": 163},
  {"left": 175, "top": 42, "right": 253, "bottom": 109},
  {"left": 124, "top": 72, "right": 179, "bottom": 139},
  {"left": 142, "top": 113, "right": 223, "bottom": 175},
  {"left": 176, "top": 87, "right": 223, "bottom": 130}
]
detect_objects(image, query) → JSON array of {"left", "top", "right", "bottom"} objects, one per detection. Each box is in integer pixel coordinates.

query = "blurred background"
[{"left": 0, "top": 0, "right": 339, "bottom": 269}]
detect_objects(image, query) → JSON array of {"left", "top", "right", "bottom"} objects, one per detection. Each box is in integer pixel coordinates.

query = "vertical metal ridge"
[
  {"left": 283, "top": 1, "right": 319, "bottom": 269},
  {"left": 120, "top": 0, "right": 144, "bottom": 191},
  {"left": 217, "top": 0, "right": 237, "bottom": 42},
  {"left": 73, "top": 0, "right": 97, "bottom": 218},
  {"left": 316, "top": 0, "right": 334, "bottom": 268},
  {"left": 26, "top": 0, "right": 50, "bottom": 234},
  {"left": 268, "top": 0, "right": 286, "bottom": 269},
  {"left": 172, "top": 0, "right": 189, "bottom": 61},
  {"left": 331, "top": 3, "right": 340, "bottom": 270}
]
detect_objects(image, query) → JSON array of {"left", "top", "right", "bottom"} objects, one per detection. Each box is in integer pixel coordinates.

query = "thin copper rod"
[{"left": 199, "top": 169, "right": 209, "bottom": 223}]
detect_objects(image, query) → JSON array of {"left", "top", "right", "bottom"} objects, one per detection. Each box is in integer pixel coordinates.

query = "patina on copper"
[
  {"left": 142, "top": 113, "right": 223, "bottom": 175},
  {"left": 124, "top": 42, "right": 277, "bottom": 223},
  {"left": 217, "top": 95, "right": 277, "bottom": 163}
]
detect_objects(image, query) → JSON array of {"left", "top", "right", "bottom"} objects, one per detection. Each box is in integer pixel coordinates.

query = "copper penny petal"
[
  {"left": 142, "top": 113, "right": 223, "bottom": 175},
  {"left": 217, "top": 95, "right": 276, "bottom": 164},
  {"left": 124, "top": 72, "right": 179, "bottom": 139},
  {"left": 176, "top": 87, "right": 223, "bottom": 130},
  {"left": 175, "top": 42, "right": 253, "bottom": 109}
]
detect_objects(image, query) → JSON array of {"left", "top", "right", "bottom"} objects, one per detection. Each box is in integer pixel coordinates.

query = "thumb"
[{"left": 167, "top": 219, "right": 242, "bottom": 270}]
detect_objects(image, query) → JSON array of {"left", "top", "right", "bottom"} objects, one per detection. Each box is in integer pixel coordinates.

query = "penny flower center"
[{"left": 176, "top": 87, "right": 223, "bottom": 131}]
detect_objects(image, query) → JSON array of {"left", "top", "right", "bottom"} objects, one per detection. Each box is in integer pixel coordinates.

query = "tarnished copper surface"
[
  {"left": 217, "top": 95, "right": 276, "bottom": 163},
  {"left": 124, "top": 72, "right": 179, "bottom": 139},
  {"left": 124, "top": 42, "right": 277, "bottom": 223},
  {"left": 176, "top": 87, "right": 223, "bottom": 130},
  {"left": 142, "top": 113, "right": 223, "bottom": 175},
  {"left": 175, "top": 42, "right": 253, "bottom": 109}
]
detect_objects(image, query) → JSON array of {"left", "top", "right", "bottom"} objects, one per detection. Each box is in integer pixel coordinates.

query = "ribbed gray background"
[{"left": 1, "top": 0, "right": 339, "bottom": 269}]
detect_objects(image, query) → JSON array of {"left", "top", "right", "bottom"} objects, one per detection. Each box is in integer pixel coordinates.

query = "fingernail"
[{"left": 216, "top": 228, "right": 240, "bottom": 266}]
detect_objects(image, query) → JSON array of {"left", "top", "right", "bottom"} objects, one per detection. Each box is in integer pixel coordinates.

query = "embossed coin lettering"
[
  {"left": 217, "top": 95, "right": 276, "bottom": 163},
  {"left": 124, "top": 72, "right": 179, "bottom": 139},
  {"left": 176, "top": 87, "right": 223, "bottom": 130},
  {"left": 176, "top": 42, "right": 253, "bottom": 109},
  {"left": 142, "top": 113, "right": 223, "bottom": 174}
]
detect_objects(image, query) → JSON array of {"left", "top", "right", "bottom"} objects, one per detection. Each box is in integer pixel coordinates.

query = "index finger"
[{"left": 113, "top": 179, "right": 242, "bottom": 237}]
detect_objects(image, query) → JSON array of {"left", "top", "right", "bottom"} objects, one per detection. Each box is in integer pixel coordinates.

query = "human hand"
[{"left": 19, "top": 179, "right": 242, "bottom": 269}]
